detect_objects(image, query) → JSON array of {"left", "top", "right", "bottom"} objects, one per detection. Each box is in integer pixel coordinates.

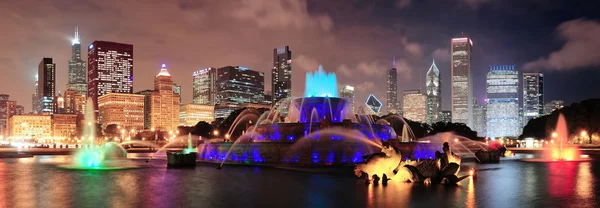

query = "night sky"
[{"left": 1, "top": 0, "right": 600, "bottom": 112}]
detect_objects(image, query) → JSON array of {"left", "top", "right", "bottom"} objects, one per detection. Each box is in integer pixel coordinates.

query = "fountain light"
[
  {"left": 454, "top": 138, "right": 459, "bottom": 142},
  {"left": 225, "top": 134, "right": 230, "bottom": 139},
  {"left": 581, "top": 130, "right": 587, "bottom": 137},
  {"left": 551, "top": 132, "right": 557, "bottom": 138}
]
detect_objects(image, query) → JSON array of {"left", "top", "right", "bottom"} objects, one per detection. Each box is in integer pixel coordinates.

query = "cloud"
[
  {"left": 232, "top": 0, "right": 333, "bottom": 31},
  {"left": 294, "top": 55, "right": 320, "bottom": 72},
  {"left": 355, "top": 81, "right": 376, "bottom": 92},
  {"left": 432, "top": 48, "right": 450, "bottom": 62},
  {"left": 460, "top": 0, "right": 491, "bottom": 9},
  {"left": 0, "top": 0, "right": 424, "bottom": 112},
  {"left": 395, "top": 0, "right": 411, "bottom": 8},
  {"left": 523, "top": 19, "right": 600, "bottom": 71},
  {"left": 402, "top": 37, "right": 423, "bottom": 57}
]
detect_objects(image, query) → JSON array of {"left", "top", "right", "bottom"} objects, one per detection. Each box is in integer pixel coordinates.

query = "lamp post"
[{"left": 581, "top": 130, "right": 589, "bottom": 144}]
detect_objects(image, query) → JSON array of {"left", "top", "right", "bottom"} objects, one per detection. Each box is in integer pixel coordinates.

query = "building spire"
[
  {"left": 72, "top": 26, "right": 80, "bottom": 45},
  {"left": 392, "top": 56, "right": 396, "bottom": 68}
]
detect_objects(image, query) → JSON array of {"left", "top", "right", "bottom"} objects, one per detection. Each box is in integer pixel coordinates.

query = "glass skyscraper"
[
  {"left": 523, "top": 72, "right": 544, "bottom": 125},
  {"left": 426, "top": 59, "right": 441, "bottom": 124},
  {"left": 67, "top": 26, "right": 87, "bottom": 95},
  {"left": 272, "top": 46, "right": 292, "bottom": 106},
  {"left": 486, "top": 65, "right": 519, "bottom": 138},
  {"left": 192, "top": 67, "right": 216, "bottom": 105},
  {"left": 387, "top": 57, "right": 398, "bottom": 114},
  {"left": 37, "top": 58, "right": 56, "bottom": 114},
  {"left": 451, "top": 36, "right": 473, "bottom": 127},
  {"left": 339, "top": 85, "right": 355, "bottom": 113}
]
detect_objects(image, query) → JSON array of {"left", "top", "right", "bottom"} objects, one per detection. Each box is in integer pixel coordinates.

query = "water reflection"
[
  {"left": 466, "top": 178, "right": 475, "bottom": 208},
  {"left": 0, "top": 156, "right": 599, "bottom": 207},
  {"left": 576, "top": 162, "right": 594, "bottom": 200}
]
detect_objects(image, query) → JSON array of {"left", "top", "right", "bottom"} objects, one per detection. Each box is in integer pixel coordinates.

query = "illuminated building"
[
  {"left": 387, "top": 57, "right": 399, "bottom": 113},
  {"left": 67, "top": 26, "right": 87, "bottom": 94},
  {"left": 135, "top": 90, "right": 153, "bottom": 129},
  {"left": 544, "top": 100, "right": 564, "bottom": 115},
  {"left": 272, "top": 46, "right": 292, "bottom": 105},
  {"left": 192, "top": 67, "right": 216, "bottom": 105},
  {"left": 473, "top": 100, "right": 486, "bottom": 137},
  {"left": 55, "top": 91, "right": 65, "bottom": 114},
  {"left": 179, "top": 104, "right": 215, "bottom": 126},
  {"left": 32, "top": 75, "right": 38, "bottom": 113},
  {"left": 149, "top": 64, "right": 180, "bottom": 131},
  {"left": 441, "top": 111, "right": 452, "bottom": 123},
  {"left": 63, "top": 89, "right": 86, "bottom": 115},
  {"left": 173, "top": 83, "right": 182, "bottom": 105},
  {"left": 16, "top": 105, "right": 24, "bottom": 115},
  {"left": 365, "top": 94, "right": 383, "bottom": 114},
  {"left": 523, "top": 72, "right": 544, "bottom": 124},
  {"left": 37, "top": 58, "right": 56, "bottom": 114},
  {"left": 9, "top": 114, "right": 52, "bottom": 139},
  {"left": 451, "top": 36, "right": 473, "bottom": 127},
  {"left": 402, "top": 90, "right": 427, "bottom": 123},
  {"left": 214, "top": 103, "right": 271, "bottom": 120},
  {"left": 339, "top": 85, "right": 355, "bottom": 113},
  {"left": 0, "top": 95, "right": 17, "bottom": 137},
  {"left": 215, "top": 66, "right": 264, "bottom": 105},
  {"left": 87, "top": 41, "right": 133, "bottom": 113},
  {"left": 486, "top": 65, "right": 519, "bottom": 138},
  {"left": 426, "top": 59, "right": 441, "bottom": 124},
  {"left": 98, "top": 93, "right": 144, "bottom": 130},
  {"left": 52, "top": 114, "right": 77, "bottom": 138}
]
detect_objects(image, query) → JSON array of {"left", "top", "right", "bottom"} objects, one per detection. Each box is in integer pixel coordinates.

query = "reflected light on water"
[
  {"left": 576, "top": 162, "right": 594, "bottom": 199},
  {"left": 548, "top": 162, "right": 576, "bottom": 197},
  {"left": 466, "top": 178, "right": 476, "bottom": 208}
]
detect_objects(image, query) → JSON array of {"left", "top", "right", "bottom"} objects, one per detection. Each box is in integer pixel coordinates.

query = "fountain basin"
[{"left": 167, "top": 152, "right": 197, "bottom": 168}]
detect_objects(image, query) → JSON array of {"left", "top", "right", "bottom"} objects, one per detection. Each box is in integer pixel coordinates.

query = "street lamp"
[
  {"left": 213, "top": 130, "right": 219, "bottom": 137},
  {"left": 581, "top": 130, "right": 590, "bottom": 144}
]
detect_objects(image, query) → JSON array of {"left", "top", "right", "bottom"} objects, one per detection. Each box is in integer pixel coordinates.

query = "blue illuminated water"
[{"left": 304, "top": 65, "right": 338, "bottom": 98}]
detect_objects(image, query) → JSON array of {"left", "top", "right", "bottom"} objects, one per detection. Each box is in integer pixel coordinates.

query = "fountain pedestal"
[{"left": 167, "top": 152, "right": 197, "bottom": 168}]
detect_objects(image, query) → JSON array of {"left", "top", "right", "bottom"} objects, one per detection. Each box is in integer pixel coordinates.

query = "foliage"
[
  {"left": 191, "top": 121, "right": 213, "bottom": 138},
  {"left": 521, "top": 98, "right": 600, "bottom": 140},
  {"left": 428, "top": 121, "right": 478, "bottom": 140}
]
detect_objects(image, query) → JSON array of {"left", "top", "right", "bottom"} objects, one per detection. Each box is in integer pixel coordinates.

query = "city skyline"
[{"left": 2, "top": 1, "right": 600, "bottom": 113}]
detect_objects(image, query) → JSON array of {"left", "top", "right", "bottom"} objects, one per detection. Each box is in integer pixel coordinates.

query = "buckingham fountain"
[{"left": 198, "top": 66, "right": 396, "bottom": 167}]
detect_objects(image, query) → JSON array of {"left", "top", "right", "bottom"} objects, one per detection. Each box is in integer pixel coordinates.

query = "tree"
[
  {"left": 428, "top": 122, "right": 478, "bottom": 140},
  {"left": 521, "top": 98, "right": 600, "bottom": 143},
  {"left": 191, "top": 121, "right": 213, "bottom": 138},
  {"left": 104, "top": 124, "right": 120, "bottom": 137}
]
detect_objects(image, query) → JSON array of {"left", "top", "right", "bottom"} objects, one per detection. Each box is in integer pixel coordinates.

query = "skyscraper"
[
  {"left": 67, "top": 26, "right": 87, "bottom": 94},
  {"left": 32, "top": 75, "right": 38, "bottom": 113},
  {"left": 451, "top": 36, "right": 473, "bottom": 127},
  {"left": 387, "top": 57, "right": 398, "bottom": 114},
  {"left": 149, "top": 64, "right": 180, "bottom": 131},
  {"left": 426, "top": 59, "right": 441, "bottom": 124},
  {"left": 215, "top": 66, "right": 264, "bottom": 105},
  {"left": 173, "top": 83, "right": 182, "bottom": 105},
  {"left": 192, "top": 68, "right": 215, "bottom": 105},
  {"left": 441, "top": 111, "right": 452, "bottom": 123},
  {"left": 37, "top": 58, "right": 56, "bottom": 114},
  {"left": 272, "top": 46, "right": 292, "bottom": 106},
  {"left": 0, "top": 94, "right": 17, "bottom": 137},
  {"left": 486, "top": 65, "right": 519, "bottom": 138},
  {"left": 87, "top": 41, "right": 133, "bottom": 113},
  {"left": 473, "top": 99, "right": 486, "bottom": 137},
  {"left": 544, "top": 100, "right": 564, "bottom": 115},
  {"left": 523, "top": 72, "right": 544, "bottom": 125},
  {"left": 339, "top": 85, "right": 355, "bottom": 113},
  {"left": 402, "top": 90, "right": 427, "bottom": 123}
]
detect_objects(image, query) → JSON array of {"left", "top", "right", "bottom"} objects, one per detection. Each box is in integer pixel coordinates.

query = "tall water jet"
[
  {"left": 546, "top": 113, "right": 582, "bottom": 161},
  {"left": 65, "top": 98, "right": 130, "bottom": 170},
  {"left": 304, "top": 65, "right": 338, "bottom": 98}
]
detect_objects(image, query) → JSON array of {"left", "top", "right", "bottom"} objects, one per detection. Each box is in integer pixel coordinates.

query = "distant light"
[
  {"left": 89, "top": 44, "right": 94, "bottom": 49},
  {"left": 162, "top": 64, "right": 167, "bottom": 68}
]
